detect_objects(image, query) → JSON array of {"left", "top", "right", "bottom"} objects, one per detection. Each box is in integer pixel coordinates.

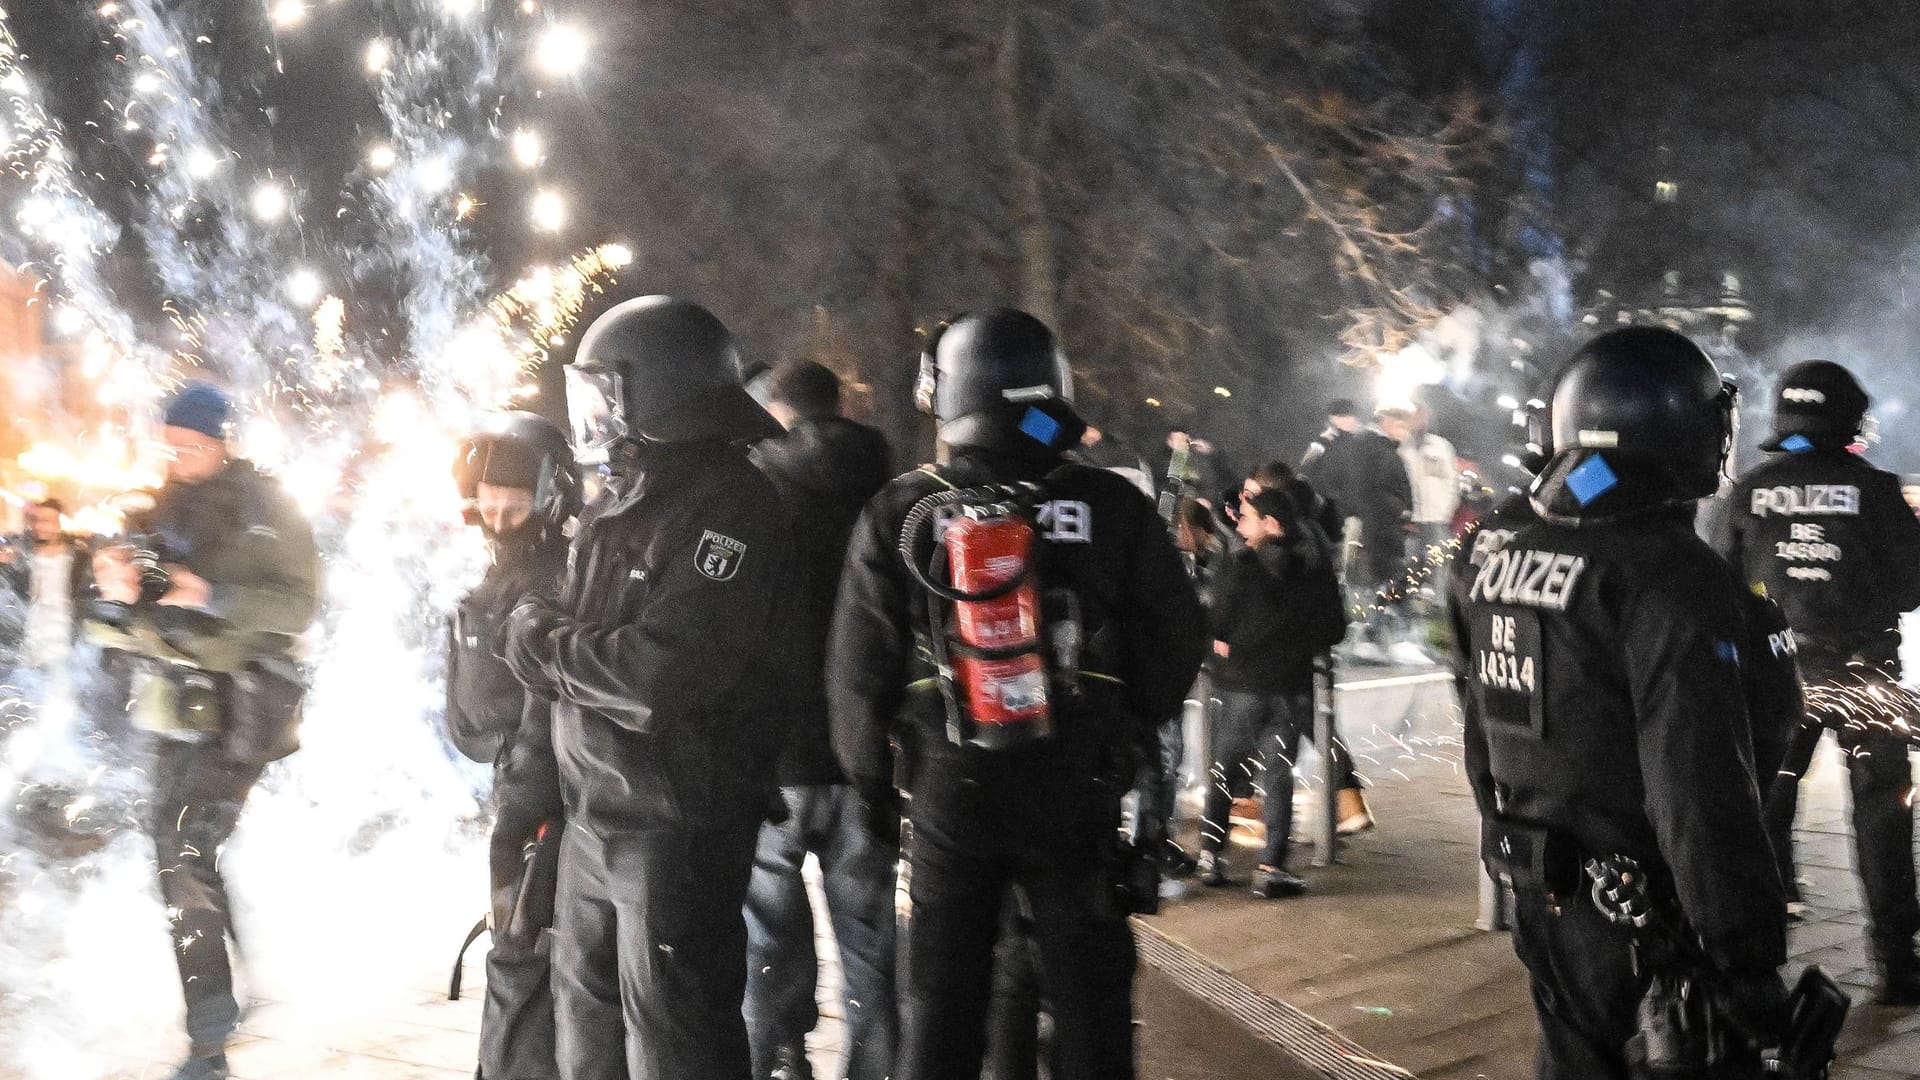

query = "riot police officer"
[
  {"left": 1449, "top": 327, "right": 1787, "bottom": 1077},
  {"left": 448, "top": 413, "right": 579, "bottom": 1078},
  {"left": 1709, "top": 359, "right": 1920, "bottom": 1005},
  {"left": 828, "top": 309, "right": 1206, "bottom": 1080},
  {"left": 500, "top": 296, "right": 791, "bottom": 1080}
]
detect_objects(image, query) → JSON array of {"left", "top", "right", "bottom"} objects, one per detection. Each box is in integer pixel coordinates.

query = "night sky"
[{"left": 7, "top": 0, "right": 1920, "bottom": 470}]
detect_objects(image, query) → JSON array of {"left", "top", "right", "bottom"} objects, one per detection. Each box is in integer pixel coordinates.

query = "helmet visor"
[
  {"left": 1717, "top": 377, "right": 1742, "bottom": 491},
  {"left": 565, "top": 367, "right": 627, "bottom": 464}
]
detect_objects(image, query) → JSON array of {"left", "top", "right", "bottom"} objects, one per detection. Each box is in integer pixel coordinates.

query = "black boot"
[
  {"left": 1250, "top": 867, "right": 1308, "bottom": 899},
  {"left": 1873, "top": 949, "right": 1920, "bottom": 1006},
  {"left": 170, "top": 1053, "right": 229, "bottom": 1080},
  {"left": 1161, "top": 838, "right": 1198, "bottom": 879}
]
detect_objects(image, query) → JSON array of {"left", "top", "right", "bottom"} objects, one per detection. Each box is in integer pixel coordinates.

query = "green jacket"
[{"left": 90, "top": 459, "right": 320, "bottom": 737}]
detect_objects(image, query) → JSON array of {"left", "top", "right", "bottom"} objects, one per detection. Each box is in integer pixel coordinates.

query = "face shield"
[
  {"left": 565, "top": 366, "right": 628, "bottom": 465},
  {"left": 1856, "top": 411, "right": 1881, "bottom": 451},
  {"left": 1520, "top": 398, "right": 1552, "bottom": 474},
  {"left": 473, "top": 482, "right": 535, "bottom": 537},
  {"left": 1716, "top": 377, "right": 1742, "bottom": 492}
]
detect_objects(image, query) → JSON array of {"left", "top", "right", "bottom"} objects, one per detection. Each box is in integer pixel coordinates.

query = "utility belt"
[
  {"left": 1482, "top": 817, "right": 1590, "bottom": 910},
  {"left": 903, "top": 684, "right": 1140, "bottom": 781},
  {"left": 1485, "top": 817, "right": 1848, "bottom": 1080}
]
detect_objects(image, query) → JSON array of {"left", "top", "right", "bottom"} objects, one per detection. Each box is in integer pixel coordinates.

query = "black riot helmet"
[
  {"left": 915, "top": 308, "right": 1085, "bottom": 453},
  {"left": 454, "top": 411, "right": 582, "bottom": 533},
  {"left": 1762, "top": 360, "right": 1869, "bottom": 452},
  {"left": 1547, "top": 326, "right": 1738, "bottom": 500},
  {"left": 566, "top": 295, "right": 781, "bottom": 461}
]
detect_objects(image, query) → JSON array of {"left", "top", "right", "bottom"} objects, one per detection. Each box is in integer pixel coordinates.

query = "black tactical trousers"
[
  {"left": 1511, "top": 888, "right": 1768, "bottom": 1080},
  {"left": 148, "top": 740, "right": 265, "bottom": 1056},
  {"left": 1834, "top": 724, "right": 1920, "bottom": 958},
  {"left": 1779, "top": 643, "right": 1919, "bottom": 960},
  {"left": 1510, "top": 886, "right": 1646, "bottom": 1079},
  {"left": 981, "top": 894, "right": 1054, "bottom": 1080},
  {"left": 899, "top": 823, "right": 1134, "bottom": 1080},
  {"left": 551, "top": 816, "right": 761, "bottom": 1080},
  {"left": 480, "top": 758, "right": 563, "bottom": 1080}
]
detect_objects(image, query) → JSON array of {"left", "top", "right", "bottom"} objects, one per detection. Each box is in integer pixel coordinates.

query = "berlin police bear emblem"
[{"left": 695, "top": 529, "right": 748, "bottom": 581}]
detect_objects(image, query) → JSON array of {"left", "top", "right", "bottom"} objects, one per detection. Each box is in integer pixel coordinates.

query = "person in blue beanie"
[{"left": 89, "top": 380, "right": 320, "bottom": 1080}]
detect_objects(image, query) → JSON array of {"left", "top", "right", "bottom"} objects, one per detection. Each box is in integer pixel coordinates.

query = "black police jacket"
[
  {"left": 1448, "top": 453, "right": 1786, "bottom": 976},
  {"left": 446, "top": 530, "right": 567, "bottom": 764},
  {"left": 827, "top": 448, "right": 1206, "bottom": 824},
  {"left": 533, "top": 442, "right": 792, "bottom": 830},
  {"left": 750, "top": 416, "right": 894, "bottom": 786},
  {"left": 1736, "top": 588, "right": 1803, "bottom": 791},
  {"left": 1708, "top": 445, "right": 1920, "bottom": 647}
]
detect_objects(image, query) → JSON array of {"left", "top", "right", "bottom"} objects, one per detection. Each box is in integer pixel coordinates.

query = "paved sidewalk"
[
  {"left": 29, "top": 667, "right": 1920, "bottom": 1079},
  {"left": 1139, "top": 667, "right": 1920, "bottom": 1079}
]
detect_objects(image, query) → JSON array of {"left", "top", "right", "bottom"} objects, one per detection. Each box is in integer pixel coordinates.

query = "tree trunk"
[{"left": 992, "top": 1, "right": 1058, "bottom": 322}]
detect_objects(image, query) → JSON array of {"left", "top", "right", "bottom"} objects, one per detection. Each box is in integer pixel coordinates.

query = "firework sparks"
[
  {"left": 533, "top": 23, "right": 589, "bottom": 78},
  {"left": 529, "top": 187, "right": 568, "bottom": 233},
  {"left": 1805, "top": 678, "right": 1920, "bottom": 747},
  {"left": 0, "top": 0, "right": 627, "bottom": 1073}
]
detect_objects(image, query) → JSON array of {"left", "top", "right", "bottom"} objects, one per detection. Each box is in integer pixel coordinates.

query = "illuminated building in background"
[
  {"left": 0, "top": 261, "right": 44, "bottom": 526},
  {"left": 1580, "top": 270, "right": 1755, "bottom": 356},
  {"left": 0, "top": 260, "right": 40, "bottom": 361}
]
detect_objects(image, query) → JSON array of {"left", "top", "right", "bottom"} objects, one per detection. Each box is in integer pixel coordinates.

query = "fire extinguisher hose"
[{"left": 897, "top": 485, "right": 1037, "bottom": 603}]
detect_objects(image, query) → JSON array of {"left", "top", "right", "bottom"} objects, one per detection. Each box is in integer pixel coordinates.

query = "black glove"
[
  {"left": 1716, "top": 968, "right": 1791, "bottom": 1047},
  {"left": 501, "top": 599, "right": 565, "bottom": 696},
  {"left": 860, "top": 786, "right": 902, "bottom": 847}
]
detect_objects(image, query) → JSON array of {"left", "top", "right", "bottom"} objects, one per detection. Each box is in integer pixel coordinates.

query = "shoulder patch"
[{"left": 694, "top": 530, "right": 747, "bottom": 581}]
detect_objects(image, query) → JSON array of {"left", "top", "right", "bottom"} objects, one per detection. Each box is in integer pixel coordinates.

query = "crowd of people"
[{"left": 3, "top": 302, "right": 1918, "bottom": 1080}]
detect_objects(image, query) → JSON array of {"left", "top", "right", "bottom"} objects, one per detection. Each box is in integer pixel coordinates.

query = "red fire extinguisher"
[
  {"left": 900, "top": 484, "right": 1055, "bottom": 749},
  {"left": 946, "top": 509, "right": 1051, "bottom": 744}
]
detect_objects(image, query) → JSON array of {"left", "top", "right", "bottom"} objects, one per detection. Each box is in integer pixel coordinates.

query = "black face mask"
[{"left": 483, "top": 514, "right": 542, "bottom": 551}]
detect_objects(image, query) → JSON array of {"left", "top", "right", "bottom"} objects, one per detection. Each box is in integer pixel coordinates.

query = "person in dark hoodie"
[
  {"left": 742, "top": 360, "right": 897, "bottom": 1080},
  {"left": 1240, "top": 463, "right": 1374, "bottom": 835},
  {"left": 1302, "top": 398, "right": 1414, "bottom": 662},
  {"left": 1248, "top": 461, "right": 1344, "bottom": 553},
  {"left": 1197, "top": 487, "right": 1350, "bottom": 898}
]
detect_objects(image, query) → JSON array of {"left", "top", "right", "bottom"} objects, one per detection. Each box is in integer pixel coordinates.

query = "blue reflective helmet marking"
[
  {"left": 1019, "top": 406, "right": 1062, "bottom": 446},
  {"left": 1715, "top": 640, "right": 1741, "bottom": 664},
  {"left": 1566, "top": 454, "right": 1619, "bottom": 506},
  {"left": 1781, "top": 434, "right": 1814, "bottom": 453}
]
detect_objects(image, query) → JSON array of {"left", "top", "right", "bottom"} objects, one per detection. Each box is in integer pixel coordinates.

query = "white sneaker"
[
  {"left": 1388, "top": 641, "right": 1435, "bottom": 667},
  {"left": 1351, "top": 641, "right": 1388, "bottom": 664}
]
